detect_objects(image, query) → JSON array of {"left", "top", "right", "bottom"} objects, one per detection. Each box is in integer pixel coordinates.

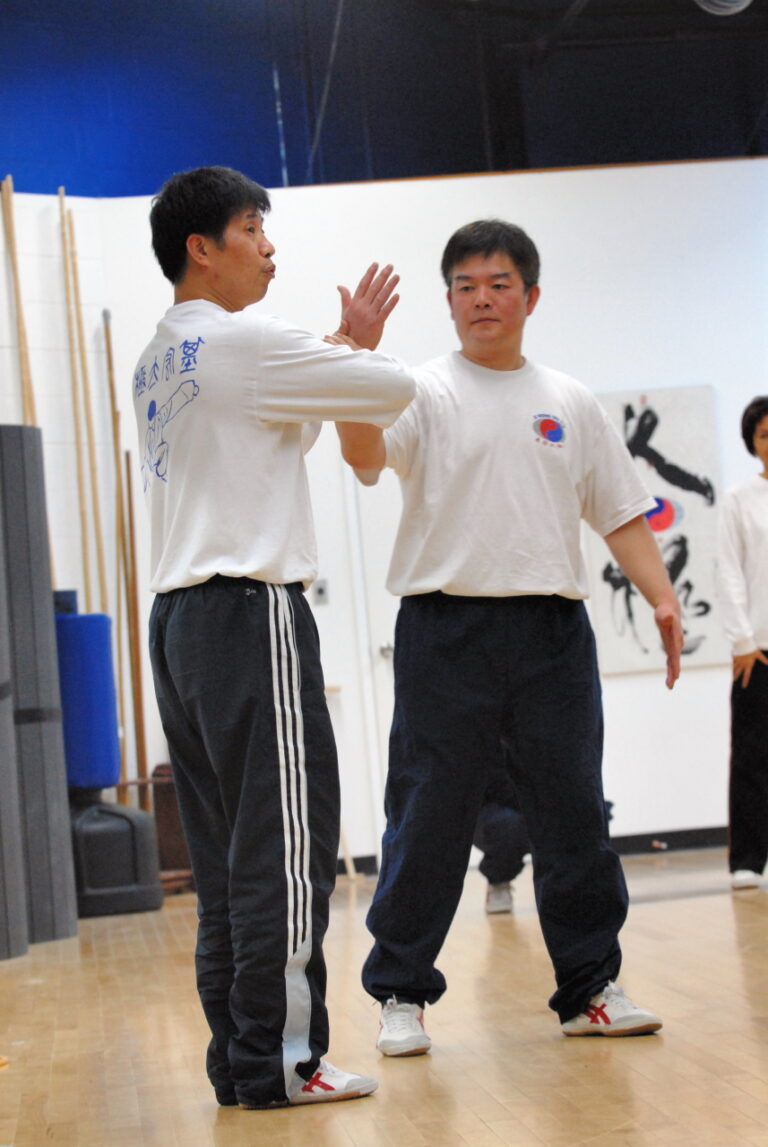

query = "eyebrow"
[{"left": 452, "top": 271, "right": 512, "bottom": 283}]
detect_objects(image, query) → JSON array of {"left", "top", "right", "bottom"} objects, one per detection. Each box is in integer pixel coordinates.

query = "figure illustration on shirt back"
[{"left": 141, "top": 378, "right": 200, "bottom": 489}]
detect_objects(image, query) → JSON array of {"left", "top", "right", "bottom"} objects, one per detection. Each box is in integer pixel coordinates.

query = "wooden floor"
[{"left": 2, "top": 848, "right": 767, "bottom": 1147}]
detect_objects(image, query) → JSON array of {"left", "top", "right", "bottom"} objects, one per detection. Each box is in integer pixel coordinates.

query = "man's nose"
[{"left": 474, "top": 288, "right": 491, "bottom": 307}]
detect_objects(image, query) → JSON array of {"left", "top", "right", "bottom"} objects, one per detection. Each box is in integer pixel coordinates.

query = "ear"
[
  {"left": 526, "top": 284, "right": 541, "bottom": 317},
  {"left": 185, "top": 233, "right": 210, "bottom": 269},
  {"left": 446, "top": 286, "right": 454, "bottom": 320}
]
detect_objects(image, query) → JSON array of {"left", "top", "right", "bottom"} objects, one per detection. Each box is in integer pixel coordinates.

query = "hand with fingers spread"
[
  {"left": 733, "top": 648, "right": 768, "bottom": 689},
  {"left": 336, "top": 262, "right": 400, "bottom": 350}
]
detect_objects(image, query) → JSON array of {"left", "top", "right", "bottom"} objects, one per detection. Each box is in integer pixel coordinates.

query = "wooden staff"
[
  {"left": 1, "top": 174, "right": 37, "bottom": 426},
  {"left": 66, "top": 207, "right": 109, "bottom": 615},
  {"left": 102, "top": 309, "right": 129, "bottom": 794},
  {"left": 58, "top": 187, "right": 93, "bottom": 613},
  {"left": 4, "top": 175, "right": 57, "bottom": 586},
  {"left": 123, "top": 450, "right": 150, "bottom": 810}
]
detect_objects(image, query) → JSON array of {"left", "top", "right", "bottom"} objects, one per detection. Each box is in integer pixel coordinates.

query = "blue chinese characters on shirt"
[{"left": 135, "top": 337, "right": 204, "bottom": 490}]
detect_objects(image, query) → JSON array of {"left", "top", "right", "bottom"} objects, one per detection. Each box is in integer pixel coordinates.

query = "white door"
[{"left": 347, "top": 467, "right": 403, "bottom": 844}]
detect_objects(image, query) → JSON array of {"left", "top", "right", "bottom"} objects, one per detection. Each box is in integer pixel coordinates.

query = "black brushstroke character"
[
  {"left": 601, "top": 561, "right": 649, "bottom": 653},
  {"left": 602, "top": 532, "right": 710, "bottom": 656},
  {"left": 624, "top": 405, "right": 715, "bottom": 505}
]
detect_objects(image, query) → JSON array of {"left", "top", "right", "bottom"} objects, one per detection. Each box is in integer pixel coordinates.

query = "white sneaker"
[
  {"left": 290, "top": 1060, "right": 378, "bottom": 1105},
  {"left": 239, "top": 1060, "right": 377, "bottom": 1109},
  {"left": 561, "top": 981, "right": 662, "bottom": 1037},
  {"left": 485, "top": 882, "right": 513, "bottom": 914},
  {"left": 731, "top": 869, "right": 762, "bottom": 890},
  {"left": 377, "top": 997, "right": 431, "bottom": 1056}
]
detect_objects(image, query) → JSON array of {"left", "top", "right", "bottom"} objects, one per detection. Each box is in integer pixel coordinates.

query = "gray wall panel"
[
  {"left": 0, "top": 482, "right": 27, "bottom": 960},
  {"left": 0, "top": 426, "right": 77, "bottom": 944}
]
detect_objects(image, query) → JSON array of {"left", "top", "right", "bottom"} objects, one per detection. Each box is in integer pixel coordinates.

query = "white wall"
[
  {"left": 2, "top": 157, "right": 766, "bottom": 851},
  {"left": 261, "top": 158, "right": 767, "bottom": 840}
]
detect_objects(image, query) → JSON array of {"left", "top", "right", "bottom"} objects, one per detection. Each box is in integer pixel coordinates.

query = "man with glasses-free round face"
[{"left": 337, "top": 218, "right": 683, "bottom": 1055}]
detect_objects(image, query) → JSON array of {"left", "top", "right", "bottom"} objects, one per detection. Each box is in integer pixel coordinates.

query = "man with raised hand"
[
  {"left": 337, "top": 219, "right": 682, "bottom": 1054},
  {"left": 134, "top": 166, "right": 414, "bottom": 1109}
]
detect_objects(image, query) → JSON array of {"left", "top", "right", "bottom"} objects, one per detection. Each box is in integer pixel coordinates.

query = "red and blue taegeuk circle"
[
  {"left": 645, "top": 497, "right": 682, "bottom": 532},
  {"left": 533, "top": 415, "right": 564, "bottom": 443}
]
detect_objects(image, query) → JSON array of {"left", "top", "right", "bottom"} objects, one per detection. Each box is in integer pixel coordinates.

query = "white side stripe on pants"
[{"left": 267, "top": 584, "right": 313, "bottom": 1096}]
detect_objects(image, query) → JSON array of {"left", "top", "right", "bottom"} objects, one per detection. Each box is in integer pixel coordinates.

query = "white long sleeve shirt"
[
  {"left": 133, "top": 300, "right": 414, "bottom": 592},
  {"left": 715, "top": 474, "right": 768, "bottom": 654}
]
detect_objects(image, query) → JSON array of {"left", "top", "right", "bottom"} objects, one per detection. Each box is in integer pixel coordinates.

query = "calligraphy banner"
[{"left": 585, "top": 384, "right": 729, "bottom": 674}]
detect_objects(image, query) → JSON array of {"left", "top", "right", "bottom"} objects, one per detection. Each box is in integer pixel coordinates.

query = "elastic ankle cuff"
[{"left": 380, "top": 994, "right": 425, "bottom": 1008}]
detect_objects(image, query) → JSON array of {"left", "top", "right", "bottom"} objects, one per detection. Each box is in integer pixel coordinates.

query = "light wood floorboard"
[{"left": 1, "top": 848, "right": 767, "bottom": 1146}]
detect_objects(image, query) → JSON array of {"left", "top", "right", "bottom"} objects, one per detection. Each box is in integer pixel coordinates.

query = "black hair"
[
  {"left": 149, "top": 166, "right": 271, "bottom": 284},
  {"left": 440, "top": 219, "right": 540, "bottom": 291},
  {"left": 741, "top": 396, "right": 768, "bottom": 455}
]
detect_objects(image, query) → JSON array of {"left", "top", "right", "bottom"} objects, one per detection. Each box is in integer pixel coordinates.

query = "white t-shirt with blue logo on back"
[{"left": 133, "top": 299, "right": 414, "bottom": 593}]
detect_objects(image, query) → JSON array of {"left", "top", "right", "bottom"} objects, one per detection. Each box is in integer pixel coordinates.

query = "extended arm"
[
  {"left": 325, "top": 262, "right": 402, "bottom": 479},
  {"left": 335, "top": 422, "right": 386, "bottom": 486},
  {"left": 603, "top": 513, "right": 683, "bottom": 689},
  {"left": 254, "top": 314, "right": 413, "bottom": 427}
]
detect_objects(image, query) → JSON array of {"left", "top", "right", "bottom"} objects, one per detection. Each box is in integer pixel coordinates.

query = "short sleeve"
[
  {"left": 580, "top": 403, "right": 655, "bottom": 536},
  {"left": 384, "top": 381, "right": 425, "bottom": 478}
]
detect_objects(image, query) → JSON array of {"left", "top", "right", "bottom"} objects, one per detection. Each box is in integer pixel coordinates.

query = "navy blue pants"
[
  {"left": 363, "top": 593, "right": 627, "bottom": 1023},
  {"left": 474, "top": 793, "right": 614, "bottom": 885},
  {"left": 149, "top": 577, "right": 339, "bottom": 1107},
  {"left": 474, "top": 803, "right": 529, "bottom": 884},
  {"left": 729, "top": 654, "right": 768, "bottom": 875}
]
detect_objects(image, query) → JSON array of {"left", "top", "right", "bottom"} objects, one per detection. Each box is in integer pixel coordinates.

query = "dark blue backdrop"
[{"left": 2, "top": 0, "right": 767, "bottom": 197}]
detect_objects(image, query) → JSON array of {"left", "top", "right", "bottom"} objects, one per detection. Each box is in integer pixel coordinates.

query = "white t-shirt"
[
  {"left": 383, "top": 353, "right": 654, "bottom": 598},
  {"left": 133, "top": 299, "right": 414, "bottom": 592},
  {"left": 715, "top": 474, "right": 768, "bottom": 654}
]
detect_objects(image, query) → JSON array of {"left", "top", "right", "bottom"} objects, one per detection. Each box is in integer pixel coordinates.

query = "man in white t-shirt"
[
  {"left": 134, "top": 166, "right": 414, "bottom": 1109},
  {"left": 336, "top": 219, "right": 683, "bottom": 1053}
]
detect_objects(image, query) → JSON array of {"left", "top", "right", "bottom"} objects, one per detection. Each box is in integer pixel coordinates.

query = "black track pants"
[{"left": 149, "top": 577, "right": 339, "bottom": 1107}]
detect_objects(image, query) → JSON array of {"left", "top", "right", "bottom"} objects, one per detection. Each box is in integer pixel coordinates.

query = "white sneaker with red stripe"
[
  {"left": 239, "top": 1060, "right": 377, "bottom": 1108},
  {"left": 290, "top": 1060, "right": 378, "bottom": 1105},
  {"left": 377, "top": 997, "right": 432, "bottom": 1056},
  {"left": 560, "top": 981, "right": 662, "bottom": 1037}
]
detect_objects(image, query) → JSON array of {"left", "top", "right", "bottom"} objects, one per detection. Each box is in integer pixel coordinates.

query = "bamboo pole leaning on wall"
[
  {"left": 102, "top": 310, "right": 129, "bottom": 796},
  {"left": 123, "top": 450, "right": 150, "bottom": 811},
  {"left": 58, "top": 188, "right": 93, "bottom": 614},
  {"left": 66, "top": 209, "right": 109, "bottom": 616},
  {"left": 1, "top": 175, "right": 37, "bottom": 427},
  {"left": 3, "top": 175, "right": 58, "bottom": 588}
]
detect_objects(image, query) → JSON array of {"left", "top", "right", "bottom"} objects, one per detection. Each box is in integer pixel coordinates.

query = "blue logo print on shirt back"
[{"left": 137, "top": 336, "right": 204, "bottom": 489}]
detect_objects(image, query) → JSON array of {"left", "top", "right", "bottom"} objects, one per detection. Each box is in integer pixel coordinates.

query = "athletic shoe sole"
[
  {"left": 291, "top": 1082, "right": 377, "bottom": 1104},
  {"left": 378, "top": 1041, "right": 431, "bottom": 1056},
  {"left": 240, "top": 1076, "right": 377, "bottom": 1107},
  {"left": 562, "top": 1019, "right": 662, "bottom": 1037}
]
